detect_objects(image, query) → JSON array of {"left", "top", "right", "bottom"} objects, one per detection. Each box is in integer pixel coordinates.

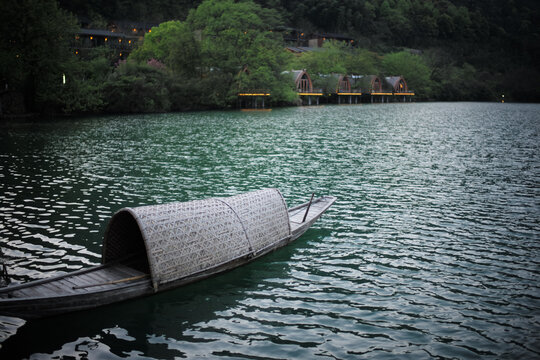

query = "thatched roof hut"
[
  {"left": 335, "top": 74, "right": 351, "bottom": 93},
  {"left": 314, "top": 74, "right": 351, "bottom": 94},
  {"left": 384, "top": 76, "right": 409, "bottom": 93},
  {"left": 285, "top": 70, "right": 314, "bottom": 93},
  {"left": 350, "top": 75, "right": 382, "bottom": 93}
]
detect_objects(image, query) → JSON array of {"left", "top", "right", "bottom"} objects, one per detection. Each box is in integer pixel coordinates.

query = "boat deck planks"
[
  {"left": 289, "top": 197, "right": 332, "bottom": 224},
  {"left": 1, "top": 264, "right": 148, "bottom": 299},
  {"left": 288, "top": 196, "right": 335, "bottom": 239}
]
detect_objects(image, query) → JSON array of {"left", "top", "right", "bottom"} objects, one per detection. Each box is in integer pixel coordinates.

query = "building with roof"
[
  {"left": 346, "top": 75, "right": 415, "bottom": 103},
  {"left": 384, "top": 76, "right": 408, "bottom": 92},
  {"left": 72, "top": 28, "right": 139, "bottom": 59},
  {"left": 71, "top": 18, "right": 157, "bottom": 60},
  {"left": 384, "top": 76, "right": 415, "bottom": 102},
  {"left": 350, "top": 75, "right": 382, "bottom": 93},
  {"left": 315, "top": 74, "right": 362, "bottom": 104},
  {"left": 107, "top": 20, "right": 158, "bottom": 38},
  {"left": 283, "top": 70, "right": 323, "bottom": 105}
]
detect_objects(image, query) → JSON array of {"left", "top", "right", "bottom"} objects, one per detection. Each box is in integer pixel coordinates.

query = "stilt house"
[
  {"left": 350, "top": 75, "right": 382, "bottom": 93},
  {"left": 384, "top": 76, "right": 414, "bottom": 101},
  {"left": 384, "top": 76, "right": 408, "bottom": 93},
  {"left": 290, "top": 70, "right": 313, "bottom": 93},
  {"left": 283, "top": 70, "right": 322, "bottom": 105}
]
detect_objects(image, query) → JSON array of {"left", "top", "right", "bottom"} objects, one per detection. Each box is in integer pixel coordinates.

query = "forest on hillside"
[
  {"left": 1, "top": 0, "right": 539, "bottom": 116},
  {"left": 58, "top": 0, "right": 539, "bottom": 66}
]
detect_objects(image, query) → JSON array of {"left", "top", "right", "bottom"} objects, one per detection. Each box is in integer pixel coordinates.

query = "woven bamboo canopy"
[{"left": 102, "top": 189, "right": 291, "bottom": 291}]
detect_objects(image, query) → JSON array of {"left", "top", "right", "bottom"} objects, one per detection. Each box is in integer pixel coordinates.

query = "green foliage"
[
  {"left": 57, "top": 57, "right": 110, "bottom": 113},
  {"left": 104, "top": 61, "right": 172, "bottom": 113},
  {"left": 263, "top": 0, "right": 539, "bottom": 101},
  {"left": 187, "top": 0, "right": 282, "bottom": 73},
  {"left": 58, "top": 0, "right": 200, "bottom": 22},
  {"left": 381, "top": 51, "right": 433, "bottom": 99},
  {"left": 0, "top": 0, "right": 78, "bottom": 113},
  {"left": 4, "top": 0, "right": 536, "bottom": 117},
  {"left": 184, "top": 0, "right": 291, "bottom": 106},
  {"left": 291, "top": 41, "right": 347, "bottom": 75},
  {"left": 344, "top": 48, "right": 380, "bottom": 75},
  {"left": 52, "top": 0, "right": 539, "bottom": 103},
  {"left": 130, "top": 21, "right": 200, "bottom": 77},
  {"left": 239, "top": 32, "right": 295, "bottom": 103},
  {"left": 188, "top": 0, "right": 281, "bottom": 32},
  {"left": 426, "top": 48, "right": 498, "bottom": 101},
  {"left": 290, "top": 41, "right": 379, "bottom": 77}
]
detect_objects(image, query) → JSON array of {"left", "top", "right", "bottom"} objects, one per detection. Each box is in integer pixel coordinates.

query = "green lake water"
[{"left": 0, "top": 102, "right": 539, "bottom": 359}]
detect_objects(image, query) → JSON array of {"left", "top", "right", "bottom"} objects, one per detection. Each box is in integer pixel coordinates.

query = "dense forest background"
[
  {"left": 1, "top": 0, "right": 539, "bottom": 115},
  {"left": 58, "top": 0, "right": 540, "bottom": 76}
]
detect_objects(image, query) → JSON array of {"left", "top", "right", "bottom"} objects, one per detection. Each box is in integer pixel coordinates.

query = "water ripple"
[{"left": 0, "top": 103, "right": 539, "bottom": 359}]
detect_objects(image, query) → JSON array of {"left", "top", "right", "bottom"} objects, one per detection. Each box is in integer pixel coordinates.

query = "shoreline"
[{"left": 1, "top": 100, "right": 527, "bottom": 121}]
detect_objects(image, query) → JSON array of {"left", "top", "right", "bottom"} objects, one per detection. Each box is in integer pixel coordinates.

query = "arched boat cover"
[{"left": 102, "top": 189, "right": 291, "bottom": 291}]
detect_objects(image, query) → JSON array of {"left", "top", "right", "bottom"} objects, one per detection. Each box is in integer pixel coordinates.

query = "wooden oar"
[
  {"left": 302, "top": 193, "right": 315, "bottom": 223},
  {"left": 72, "top": 274, "right": 149, "bottom": 290}
]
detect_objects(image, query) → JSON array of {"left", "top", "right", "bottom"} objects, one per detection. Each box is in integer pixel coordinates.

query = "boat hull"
[
  {"left": 0, "top": 280, "right": 153, "bottom": 319},
  {"left": 0, "top": 195, "right": 335, "bottom": 319}
]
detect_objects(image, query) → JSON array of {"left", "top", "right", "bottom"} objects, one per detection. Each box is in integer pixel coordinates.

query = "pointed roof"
[{"left": 384, "top": 76, "right": 408, "bottom": 92}]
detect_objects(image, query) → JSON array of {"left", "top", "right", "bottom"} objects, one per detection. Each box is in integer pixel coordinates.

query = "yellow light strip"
[
  {"left": 238, "top": 93, "right": 270, "bottom": 96},
  {"left": 371, "top": 92, "right": 393, "bottom": 96},
  {"left": 298, "top": 93, "right": 323, "bottom": 96},
  {"left": 394, "top": 93, "right": 415, "bottom": 95},
  {"left": 338, "top": 93, "right": 362, "bottom": 96}
]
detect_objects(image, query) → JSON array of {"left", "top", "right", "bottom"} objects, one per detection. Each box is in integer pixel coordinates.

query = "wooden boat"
[{"left": 0, "top": 189, "right": 335, "bottom": 319}]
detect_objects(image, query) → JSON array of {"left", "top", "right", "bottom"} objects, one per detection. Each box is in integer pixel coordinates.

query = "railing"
[
  {"left": 337, "top": 89, "right": 362, "bottom": 94},
  {"left": 237, "top": 89, "right": 271, "bottom": 96},
  {"left": 297, "top": 88, "right": 323, "bottom": 95},
  {"left": 394, "top": 90, "right": 415, "bottom": 95}
]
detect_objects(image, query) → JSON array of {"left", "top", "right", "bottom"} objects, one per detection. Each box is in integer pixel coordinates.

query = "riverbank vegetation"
[{"left": 1, "top": 0, "right": 538, "bottom": 116}]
